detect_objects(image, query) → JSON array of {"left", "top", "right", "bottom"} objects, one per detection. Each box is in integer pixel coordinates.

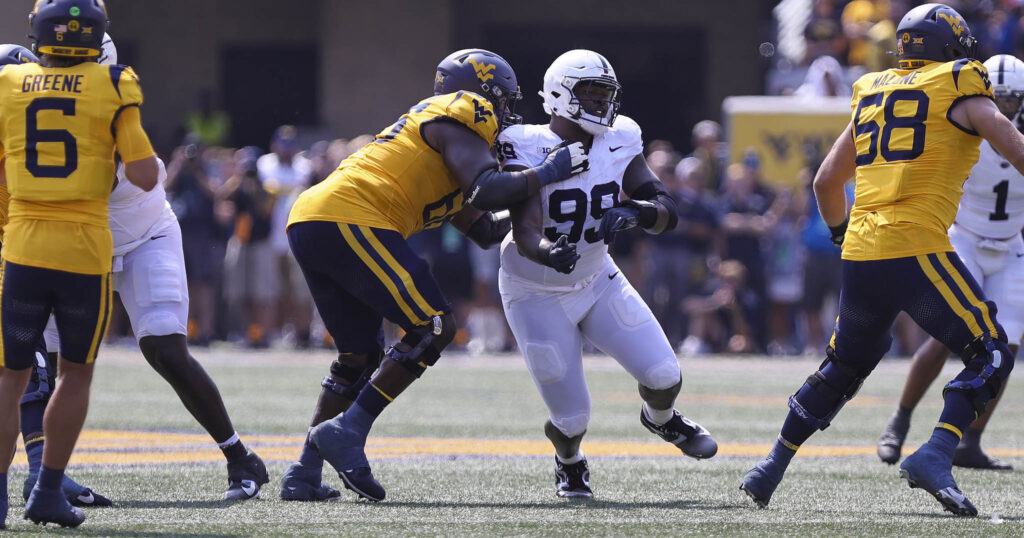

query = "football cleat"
[
  {"left": 900, "top": 445, "right": 978, "bottom": 517},
  {"left": 280, "top": 462, "right": 342, "bottom": 502},
  {"left": 308, "top": 419, "right": 385, "bottom": 502},
  {"left": 953, "top": 444, "right": 1013, "bottom": 471},
  {"left": 224, "top": 450, "right": 270, "bottom": 501},
  {"left": 22, "top": 472, "right": 111, "bottom": 507},
  {"left": 70, "top": 488, "right": 112, "bottom": 508},
  {"left": 640, "top": 410, "right": 718, "bottom": 459},
  {"left": 740, "top": 457, "right": 786, "bottom": 509},
  {"left": 554, "top": 457, "right": 593, "bottom": 499},
  {"left": 24, "top": 485, "right": 85, "bottom": 528},
  {"left": 877, "top": 413, "right": 909, "bottom": 465}
]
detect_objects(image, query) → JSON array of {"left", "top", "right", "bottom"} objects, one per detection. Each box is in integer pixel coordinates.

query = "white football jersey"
[
  {"left": 955, "top": 140, "right": 1024, "bottom": 239},
  {"left": 109, "top": 157, "right": 177, "bottom": 255},
  {"left": 498, "top": 115, "right": 643, "bottom": 286}
]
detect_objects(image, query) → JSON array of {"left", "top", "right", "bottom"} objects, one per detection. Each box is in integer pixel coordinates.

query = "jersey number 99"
[
  {"left": 25, "top": 97, "right": 78, "bottom": 178},
  {"left": 854, "top": 89, "right": 929, "bottom": 166}
]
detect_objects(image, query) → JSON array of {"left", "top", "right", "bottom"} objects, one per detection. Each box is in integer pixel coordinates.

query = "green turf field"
[{"left": 5, "top": 347, "right": 1023, "bottom": 536}]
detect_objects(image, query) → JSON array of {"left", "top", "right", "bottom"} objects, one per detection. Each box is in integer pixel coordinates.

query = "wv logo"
[
  {"left": 937, "top": 13, "right": 965, "bottom": 36},
  {"left": 467, "top": 58, "right": 496, "bottom": 83},
  {"left": 473, "top": 99, "right": 493, "bottom": 124}
]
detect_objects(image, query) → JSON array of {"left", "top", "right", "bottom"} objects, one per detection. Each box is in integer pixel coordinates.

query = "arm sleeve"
[{"left": 113, "top": 106, "right": 155, "bottom": 163}]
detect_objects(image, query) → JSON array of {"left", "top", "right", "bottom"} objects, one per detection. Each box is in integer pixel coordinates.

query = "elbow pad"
[
  {"left": 465, "top": 167, "right": 529, "bottom": 211},
  {"left": 465, "top": 210, "right": 511, "bottom": 249},
  {"left": 628, "top": 181, "right": 679, "bottom": 233}
]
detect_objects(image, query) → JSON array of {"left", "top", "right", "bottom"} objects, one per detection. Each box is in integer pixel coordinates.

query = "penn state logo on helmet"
[
  {"left": 896, "top": 3, "right": 977, "bottom": 68},
  {"left": 29, "top": 0, "right": 109, "bottom": 58},
  {"left": 433, "top": 48, "right": 523, "bottom": 130},
  {"left": 97, "top": 32, "right": 116, "bottom": 65},
  {"left": 0, "top": 44, "right": 40, "bottom": 66},
  {"left": 539, "top": 49, "right": 622, "bottom": 135},
  {"left": 984, "top": 54, "right": 1024, "bottom": 126}
]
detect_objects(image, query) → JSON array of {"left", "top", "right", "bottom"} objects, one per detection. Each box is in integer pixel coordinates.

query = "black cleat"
[
  {"left": 953, "top": 444, "right": 1013, "bottom": 471},
  {"left": 338, "top": 467, "right": 385, "bottom": 502},
  {"left": 225, "top": 450, "right": 270, "bottom": 501},
  {"left": 554, "top": 457, "right": 593, "bottom": 499},
  {"left": 280, "top": 462, "right": 342, "bottom": 502},
  {"left": 641, "top": 410, "right": 718, "bottom": 459},
  {"left": 740, "top": 456, "right": 786, "bottom": 509},
  {"left": 877, "top": 413, "right": 909, "bottom": 465},
  {"left": 24, "top": 485, "right": 85, "bottom": 528},
  {"left": 69, "top": 488, "right": 113, "bottom": 507}
]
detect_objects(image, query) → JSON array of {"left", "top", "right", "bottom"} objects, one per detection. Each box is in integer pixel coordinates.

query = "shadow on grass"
[
  {"left": 388, "top": 499, "right": 744, "bottom": 511},
  {"left": 113, "top": 499, "right": 240, "bottom": 509},
  {"left": 66, "top": 530, "right": 235, "bottom": 538}
]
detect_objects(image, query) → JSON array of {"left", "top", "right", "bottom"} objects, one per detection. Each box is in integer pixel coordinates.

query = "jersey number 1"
[
  {"left": 991, "top": 180, "right": 1010, "bottom": 221},
  {"left": 25, "top": 97, "right": 78, "bottom": 178}
]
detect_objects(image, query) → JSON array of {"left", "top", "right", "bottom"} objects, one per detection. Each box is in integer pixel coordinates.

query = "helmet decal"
[{"left": 467, "top": 58, "right": 496, "bottom": 83}]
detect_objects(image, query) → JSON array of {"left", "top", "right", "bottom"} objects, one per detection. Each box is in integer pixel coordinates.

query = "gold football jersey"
[
  {"left": 0, "top": 184, "right": 8, "bottom": 243},
  {"left": 843, "top": 59, "right": 994, "bottom": 261},
  {"left": 288, "top": 91, "right": 499, "bottom": 238},
  {"left": 0, "top": 61, "right": 153, "bottom": 274}
]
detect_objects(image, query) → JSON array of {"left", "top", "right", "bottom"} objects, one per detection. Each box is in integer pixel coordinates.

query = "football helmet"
[
  {"left": 0, "top": 44, "right": 39, "bottom": 66},
  {"left": 984, "top": 54, "right": 1024, "bottom": 124},
  {"left": 29, "top": 0, "right": 109, "bottom": 58},
  {"left": 896, "top": 3, "right": 977, "bottom": 67},
  {"left": 540, "top": 49, "right": 622, "bottom": 135},
  {"left": 434, "top": 48, "right": 522, "bottom": 130},
  {"left": 97, "top": 32, "right": 116, "bottom": 65}
]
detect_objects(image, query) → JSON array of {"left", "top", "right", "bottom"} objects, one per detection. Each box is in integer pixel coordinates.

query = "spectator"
[
  {"left": 689, "top": 120, "right": 726, "bottom": 192},
  {"left": 841, "top": 0, "right": 881, "bottom": 66},
  {"left": 166, "top": 142, "right": 230, "bottom": 345},
  {"left": 794, "top": 55, "right": 851, "bottom": 97},
  {"left": 221, "top": 147, "right": 276, "bottom": 347},
  {"left": 184, "top": 89, "right": 230, "bottom": 147},
  {"left": 804, "top": 0, "right": 847, "bottom": 63},
  {"left": 763, "top": 187, "right": 806, "bottom": 355},
  {"left": 680, "top": 259, "right": 759, "bottom": 355},
  {"left": 307, "top": 140, "right": 334, "bottom": 186},
  {"left": 258, "top": 125, "right": 314, "bottom": 346}
]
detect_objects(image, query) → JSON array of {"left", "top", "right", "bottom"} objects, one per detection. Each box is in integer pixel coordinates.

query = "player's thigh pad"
[
  {"left": 50, "top": 269, "right": 112, "bottom": 364},
  {"left": 288, "top": 221, "right": 450, "bottom": 331},
  {"left": 981, "top": 246, "right": 1024, "bottom": 345},
  {"left": 582, "top": 272, "right": 680, "bottom": 390},
  {"left": 115, "top": 227, "right": 189, "bottom": 339},
  {"left": 830, "top": 260, "right": 903, "bottom": 366},
  {"left": 503, "top": 290, "right": 590, "bottom": 437},
  {"left": 0, "top": 261, "right": 54, "bottom": 370}
]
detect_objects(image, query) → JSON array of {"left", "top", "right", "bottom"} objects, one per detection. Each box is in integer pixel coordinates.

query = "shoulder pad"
[
  {"left": 438, "top": 91, "right": 498, "bottom": 146},
  {"left": 950, "top": 59, "right": 993, "bottom": 98},
  {"left": 606, "top": 115, "right": 644, "bottom": 157},
  {"left": 109, "top": 64, "right": 143, "bottom": 106},
  {"left": 496, "top": 124, "right": 555, "bottom": 168}
]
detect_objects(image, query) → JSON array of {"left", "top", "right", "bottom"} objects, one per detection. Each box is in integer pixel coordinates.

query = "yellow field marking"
[{"left": 8, "top": 430, "right": 1023, "bottom": 467}]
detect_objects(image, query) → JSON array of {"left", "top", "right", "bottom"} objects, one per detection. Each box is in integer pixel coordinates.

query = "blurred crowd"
[{"left": 110, "top": 118, "right": 879, "bottom": 358}]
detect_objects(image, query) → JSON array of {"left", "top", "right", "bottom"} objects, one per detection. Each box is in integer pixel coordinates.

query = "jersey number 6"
[
  {"left": 25, "top": 97, "right": 78, "bottom": 178},
  {"left": 853, "top": 89, "right": 929, "bottom": 166}
]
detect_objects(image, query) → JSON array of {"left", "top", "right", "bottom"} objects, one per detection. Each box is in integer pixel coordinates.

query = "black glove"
[
  {"left": 541, "top": 235, "right": 580, "bottom": 274},
  {"left": 535, "top": 141, "right": 589, "bottom": 187},
  {"left": 828, "top": 218, "right": 848, "bottom": 247},
  {"left": 599, "top": 204, "right": 641, "bottom": 244}
]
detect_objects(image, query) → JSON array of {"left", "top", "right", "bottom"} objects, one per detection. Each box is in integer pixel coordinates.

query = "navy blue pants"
[
  {"left": 0, "top": 260, "right": 111, "bottom": 369},
  {"left": 832, "top": 252, "right": 1007, "bottom": 373},
  {"left": 287, "top": 221, "right": 451, "bottom": 354}
]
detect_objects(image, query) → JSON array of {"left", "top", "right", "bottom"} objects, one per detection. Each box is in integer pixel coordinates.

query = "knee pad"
[
  {"left": 20, "top": 351, "right": 55, "bottom": 406},
  {"left": 788, "top": 346, "right": 867, "bottom": 431},
  {"left": 321, "top": 350, "right": 383, "bottom": 400},
  {"left": 550, "top": 413, "right": 589, "bottom": 439},
  {"left": 387, "top": 313, "right": 456, "bottom": 377},
  {"left": 945, "top": 336, "right": 1015, "bottom": 415},
  {"left": 638, "top": 376, "right": 682, "bottom": 410}
]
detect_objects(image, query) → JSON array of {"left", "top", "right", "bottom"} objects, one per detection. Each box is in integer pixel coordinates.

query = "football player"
[
  {"left": 741, "top": 4, "right": 1024, "bottom": 517},
  {"left": 23, "top": 34, "right": 268, "bottom": 504},
  {"left": 281, "top": 49, "right": 588, "bottom": 502},
  {"left": 876, "top": 53, "right": 1024, "bottom": 471},
  {"left": 0, "top": 0, "right": 160, "bottom": 528},
  {"left": 0, "top": 43, "right": 111, "bottom": 510},
  {"left": 496, "top": 49, "right": 717, "bottom": 498}
]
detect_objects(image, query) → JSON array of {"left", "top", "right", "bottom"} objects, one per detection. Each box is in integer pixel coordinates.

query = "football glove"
[
  {"left": 599, "top": 201, "right": 651, "bottom": 244},
  {"left": 542, "top": 235, "right": 580, "bottom": 274},
  {"left": 828, "top": 218, "right": 848, "bottom": 247}
]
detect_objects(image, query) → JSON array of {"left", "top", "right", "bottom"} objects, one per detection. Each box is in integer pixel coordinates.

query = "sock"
[
  {"left": 767, "top": 435, "right": 799, "bottom": 468},
  {"left": 925, "top": 426, "right": 960, "bottom": 459},
  {"left": 959, "top": 427, "right": 982, "bottom": 448},
  {"left": 1, "top": 472, "right": 6, "bottom": 494},
  {"left": 218, "top": 433, "right": 248, "bottom": 461},
  {"left": 298, "top": 430, "right": 323, "bottom": 469},
  {"left": 894, "top": 405, "right": 912, "bottom": 423},
  {"left": 556, "top": 450, "right": 584, "bottom": 465},
  {"left": 779, "top": 410, "right": 817, "bottom": 448},
  {"left": 642, "top": 402, "right": 674, "bottom": 425},
  {"left": 37, "top": 466, "right": 64, "bottom": 491},
  {"left": 352, "top": 383, "right": 392, "bottom": 419},
  {"left": 937, "top": 391, "right": 976, "bottom": 437},
  {"left": 19, "top": 403, "right": 45, "bottom": 445},
  {"left": 24, "top": 439, "right": 44, "bottom": 476}
]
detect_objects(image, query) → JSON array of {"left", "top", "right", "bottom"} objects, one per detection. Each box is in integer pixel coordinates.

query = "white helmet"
[
  {"left": 984, "top": 54, "right": 1024, "bottom": 123},
  {"left": 539, "top": 49, "right": 622, "bottom": 135},
  {"left": 97, "top": 33, "right": 117, "bottom": 66}
]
